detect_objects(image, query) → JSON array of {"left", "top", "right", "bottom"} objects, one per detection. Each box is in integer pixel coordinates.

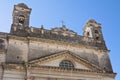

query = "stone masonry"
[{"left": 0, "top": 3, "right": 116, "bottom": 80}]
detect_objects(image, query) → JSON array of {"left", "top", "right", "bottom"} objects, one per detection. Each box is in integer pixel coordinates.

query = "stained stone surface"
[{"left": 0, "top": 3, "right": 116, "bottom": 80}]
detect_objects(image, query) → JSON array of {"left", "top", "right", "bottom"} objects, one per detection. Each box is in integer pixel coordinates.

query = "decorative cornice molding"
[
  {"left": 7, "top": 35, "right": 28, "bottom": 41},
  {"left": 7, "top": 35, "right": 109, "bottom": 53},
  {"left": 3, "top": 63, "right": 25, "bottom": 71},
  {"left": 1, "top": 63, "right": 116, "bottom": 78},
  {"left": 27, "top": 65, "right": 116, "bottom": 78}
]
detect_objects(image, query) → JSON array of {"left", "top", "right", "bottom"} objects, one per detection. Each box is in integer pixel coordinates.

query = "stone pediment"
[{"left": 29, "top": 51, "right": 102, "bottom": 71}]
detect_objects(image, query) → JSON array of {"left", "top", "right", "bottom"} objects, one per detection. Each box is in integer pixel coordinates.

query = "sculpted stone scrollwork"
[{"left": 51, "top": 26, "right": 77, "bottom": 37}]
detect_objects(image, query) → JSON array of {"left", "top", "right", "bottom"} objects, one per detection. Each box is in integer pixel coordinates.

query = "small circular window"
[{"left": 59, "top": 60, "right": 74, "bottom": 69}]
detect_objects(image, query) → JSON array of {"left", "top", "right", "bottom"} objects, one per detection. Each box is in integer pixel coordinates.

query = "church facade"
[{"left": 0, "top": 3, "right": 116, "bottom": 80}]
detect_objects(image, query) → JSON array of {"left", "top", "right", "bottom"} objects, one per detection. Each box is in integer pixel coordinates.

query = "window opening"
[
  {"left": 95, "top": 30, "right": 99, "bottom": 34},
  {"left": 87, "top": 32, "right": 90, "bottom": 36},
  {"left": 59, "top": 60, "right": 74, "bottom": 69},
  {"left": 18, "top": 15, "right": 25, "bottom": 25},
  {"left": 96, "top": 37, "right": 99, "bottom": 40}
]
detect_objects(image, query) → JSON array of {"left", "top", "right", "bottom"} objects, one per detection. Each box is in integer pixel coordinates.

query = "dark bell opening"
[
  {"left": 18, "top": 15, "right": 25, "bottom": 25},
  {"left": 95, "top": 30, "right": 98, "bottom": 33},
  {"left": 87, "top": 32, "right": 90, "bottom": 36},
  {"left": 96, "top": 37, "right": 99, "bottom": 40}
]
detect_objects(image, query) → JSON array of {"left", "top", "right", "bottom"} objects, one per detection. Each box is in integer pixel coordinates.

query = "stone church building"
[{"left": 0, "top": 3, "right": 116, "bottom": 80}]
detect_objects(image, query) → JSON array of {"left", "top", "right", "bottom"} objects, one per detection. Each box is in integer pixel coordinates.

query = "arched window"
[
  {"left": 59, "top": 60, "right": 74, "bottom": 69},
  {"left": 18, "top": 15, "right": 25, "bottom": 25}
]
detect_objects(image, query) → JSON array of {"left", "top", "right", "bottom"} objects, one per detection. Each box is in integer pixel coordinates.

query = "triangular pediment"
[{"left": 29, "top": 51, "right": 102, "bottom": 71}]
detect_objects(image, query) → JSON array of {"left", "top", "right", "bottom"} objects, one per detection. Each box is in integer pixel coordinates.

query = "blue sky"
[{"left": 0, "top": 0, "right": 119, "bottom": 80}]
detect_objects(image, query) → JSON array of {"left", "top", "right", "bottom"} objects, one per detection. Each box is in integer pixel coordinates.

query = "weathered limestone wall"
[
  {"left": 0, "top": 65, "right": 3, "bottom": 80},
  {"left": 28, "top": 39, "right": 99, "bottom": 66},
  {"left": 6, "top": 39, "right": 28, "bottom": 63},
  {"left": 29, "top": 40, "right": 59, "bottom": 60},
  {"left": 3, "top": 70, "right": 25, "bottom": 80},
  {"left": 98, "top": 52, "right": 113, "bottom": 72},
  {"left": 28, "top": 39, "right": 112, "bottom": 71},
  {"left": 28, "top": 38, "right": 112, "bottom": 71},
  {"left": 5, "top": 36, "right": 112, "bottom": 71},
  {"left": 0, "top": 33, "right": 7, "bottom": 63},
  {"left": 0, "top": 53, "right": 5, "bottom": 63}
]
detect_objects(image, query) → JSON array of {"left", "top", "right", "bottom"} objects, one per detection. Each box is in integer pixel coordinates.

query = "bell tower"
[
  {"left": 83, "top": 19, "right": 104, "bottom": 42},
  {"left": 10, "top": 3, "right": 31, "bottom": 36}
]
